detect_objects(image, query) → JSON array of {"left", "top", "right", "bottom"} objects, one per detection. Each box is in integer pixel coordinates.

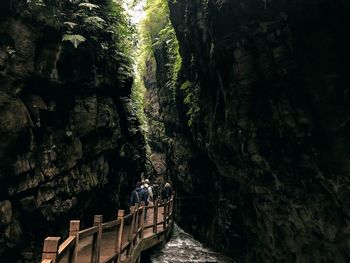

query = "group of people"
[
  {"left": 129, "top": 179, "right": 173, "bottom": 221},
  {"left": 130, "top": 179, "right": 173, "bottom": 207}
]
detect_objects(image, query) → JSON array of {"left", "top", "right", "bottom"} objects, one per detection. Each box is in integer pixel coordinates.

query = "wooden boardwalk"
[{"left": 41, "top": 197, "right": 174, "bottom": 263}]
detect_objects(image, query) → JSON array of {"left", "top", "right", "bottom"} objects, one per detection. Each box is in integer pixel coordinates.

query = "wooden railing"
[{"left": 41, "top": 196, "right": 175, "bottom": 263}]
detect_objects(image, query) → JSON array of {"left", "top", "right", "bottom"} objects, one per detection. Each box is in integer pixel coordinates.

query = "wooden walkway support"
[{"left": 41, "top": 195, "right": 175, "bottom": 263}]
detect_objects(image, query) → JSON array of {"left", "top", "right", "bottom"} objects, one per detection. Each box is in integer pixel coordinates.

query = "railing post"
[
  {"left": 91, "top": 215, "right": 103, "bottom": 263},
  {"left": 41, "top": 237, "right": 60, "bottom": 263},
  {"left": 135, "top": 203, "right": 140, "bottom": 244},
  {"left": 167, "top": 200, "right": 171, "bottom": 225},
  {"left": 163, "top": 200, "right": 167, "bottom": 229},
  {"left": 68, "top": 220, "right": 80, "bottom": 263},
  {"left": 128, "top": 206, "right": 136, "bottom": 256},
  {"left": 140, "top": 201, "right": 145, "bottom": 238},
  {"left": 170, "top": 196, "right": 174, "bottom": 222},
  {"left": 134, "top": 203, "right": 139, "bottom": 235},
  {"left": 153, "top": 200, "right": 158, "bottom": 234},
  {"left": 168, "top": 198, "right": 171, "bottom": 224},
  {"left": 116, "top": 210, "right": 125, "bottom": 263}
]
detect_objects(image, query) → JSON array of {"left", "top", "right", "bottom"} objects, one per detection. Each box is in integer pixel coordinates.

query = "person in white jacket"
[{"left": 144, "top": 179, "right": 153, "bottom": 203}]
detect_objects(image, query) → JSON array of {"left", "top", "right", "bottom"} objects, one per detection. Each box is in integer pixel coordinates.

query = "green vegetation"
[
  {"left": 128, "top": 0, "right": 182, "bottom": 135},
  {"left": 27, "top": 0, "right": 147, "bottom": 131},
  {"left": 62, "top": 34, "right": 86, "bottom": 48},
  {"left": 25, "top": 0, "right": 137, "bottom": 60},
  {"left": 129, "top": 0, "right": 182, "bottom": 135},
  {"left": 180, "top": 81, "right": 200, "bottom": 127},
  {"left": 103, "top": 0, "right": 138, "bottom": 56},
  {"left": 28, "top": 0, "right": 199, "bottom": 130},
  {"left": 140, "top": 0, "right": 182, "bottom": 99},
  {"left": 137, "top": 0, "right": 202, "bottom": 128},
  {"left": 131, "top": 74, "right": 148, "bottom": 133}
]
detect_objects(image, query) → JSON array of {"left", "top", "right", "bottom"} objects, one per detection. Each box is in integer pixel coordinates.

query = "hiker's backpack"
[
  {"left": 142, "top": 187, "right": 149, "bottom": 203},
  {"left": 136, "top": 189, "right": 144, "bottom": 203},
  {"left": 152, "top": 184, "right": 160, "bottom": 198}
]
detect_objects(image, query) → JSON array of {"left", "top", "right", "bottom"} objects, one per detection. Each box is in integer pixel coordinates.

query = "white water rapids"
[{"left": 150, "top": 224, "right": 234, "bottom": 263}]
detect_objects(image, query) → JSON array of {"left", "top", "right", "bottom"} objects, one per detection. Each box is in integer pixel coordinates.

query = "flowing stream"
[{"left": 149, "top": 224, "right": 234, "bottom": 263}]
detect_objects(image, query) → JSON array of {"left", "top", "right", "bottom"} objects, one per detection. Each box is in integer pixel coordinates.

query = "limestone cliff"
[
  {"left": 0, "top": 1, "right": 145, "bottom": 261},
  {"left": 150, "top": 0, "right": 350, "bottom": 262},
  {"left": 143, "top": 55, "right": 168, "bottom": 178}
]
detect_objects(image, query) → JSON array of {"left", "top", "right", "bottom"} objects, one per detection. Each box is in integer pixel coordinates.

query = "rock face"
[
  {"left": 0, "top": 1, "right": 145, "bottom": 261},
  {"left": 143, "top": 40, "right": 181, "bottom": 181},
  {"left": 143, "top": 56, "right": 168, "bottom": 178},
  {"left": 152, "top": 0, "right": 350, "bottom": 262}
]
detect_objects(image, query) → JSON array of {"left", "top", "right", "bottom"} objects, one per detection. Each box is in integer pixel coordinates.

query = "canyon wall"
[
  {"left": 152, "top": 0, "right": 350, "bottom": 262},
  {"left": 0, "top": 1, "right": 145, "bottom": 261},
  {"left": 143, "top": 55, "right": 168, "bottom": 179}
]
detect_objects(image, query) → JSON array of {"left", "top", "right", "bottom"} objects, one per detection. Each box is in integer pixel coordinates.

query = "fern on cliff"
[
  {"left": 84, "top": 16, "right": 107, "bottom": 30},
  {"left": 62, "top": 34, "right": 86, "bottom": 48},
  {"left": 78, "top": 3, "right": 100, "bottom": 11},
  {"left": 181, "top": 81, "right": 200, "bottom": 127}
]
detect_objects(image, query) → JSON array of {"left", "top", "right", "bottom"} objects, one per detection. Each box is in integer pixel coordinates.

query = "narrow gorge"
[{"left": 1, "top": 0, "right": 350, "bottom": 262}]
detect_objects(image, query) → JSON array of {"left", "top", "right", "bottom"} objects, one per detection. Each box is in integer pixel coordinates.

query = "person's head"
[
  {"left": 145, "top": 179, "right": 150, "bottom": 184},
  {"left": 165, "top": 182, "right": 170, "bottom": 188},
  {"left": 136, "top": 181, "right": 142, "bottom": 188}
]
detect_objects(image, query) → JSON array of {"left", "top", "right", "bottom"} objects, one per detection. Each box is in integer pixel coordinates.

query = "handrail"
[
  {"left": 57, "top": 236, "right": 76, "bottom": 256},
  {"left": 102, "top": 219, "right": 121, "bottom": 230},
  {"left": 79, "top": 225, "right": 99, "bottom": 239},
  {"left": 121, "top": 241, "right": 131, "bottom": 254},
  {"left": 40, "top": 194, "right": 175, "bottom": 263},
  {"left": 123, "top": 213, "right": 133, "bottom": 222},
  {"left": 102, "top": 253, "right": 118, "bottom": 263}
]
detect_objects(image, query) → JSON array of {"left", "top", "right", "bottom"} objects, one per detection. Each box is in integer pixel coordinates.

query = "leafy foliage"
[
  {"left": 64, "top": 22, "right": 78, "bottom": 29},
  {"left": 84, "top": 16, "right": 106, "bottom": 24},
  {"left": 84, "top": 16, "right": 106, "bottom": 30},
  {"left": 62, "top": 34, "right": 86, "bottom": 48},
  {"left": 78, "top": 3, "right": 100, "bottom": 11},
  {"left": 139, "top": 0, "right": 182, "bottom": 98},
  {"left": 180, "top": 81, "right": 200, "bottom": 127},
  {"left": 137, "top": 0, "right": 202, "bottom": 129},
  {"left": 22, "top": 0, "right": 139, "bottom": 124},
  {"left": 103, "top": 0, "right": 138, "bottom": 57},
  {"left": 141, "top": 0, "right": 169, "bottom": 42},
  {"left": 53, "top": 0, "right": 137, "bottom": 59},
  {"left": 131, "top": 75, "right": 149, "bottom": 133}
]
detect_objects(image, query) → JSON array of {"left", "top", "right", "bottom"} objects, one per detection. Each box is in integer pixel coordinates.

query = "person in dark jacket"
[
  {"left": 152, "top": 181, "right": 160, "bottom": 201},
  {"left": 161, "top": 182, "right": 173, "bottom": 200},
  {"left": 130, "top": 182, "right": 142, "bottom": 206}
]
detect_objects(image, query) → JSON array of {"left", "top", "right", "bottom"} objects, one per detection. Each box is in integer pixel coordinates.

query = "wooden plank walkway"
[{"left": 41, "top": 197, "right": 175, "bottom": 263}]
